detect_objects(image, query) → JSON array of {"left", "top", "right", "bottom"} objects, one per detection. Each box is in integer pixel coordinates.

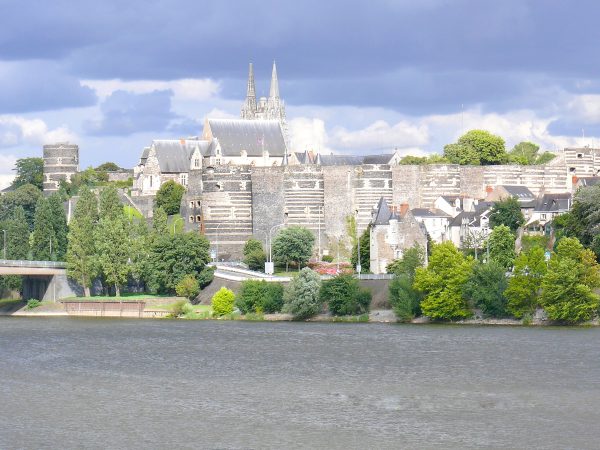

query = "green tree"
[
  {"left": 235, "top": 280, "right": 284, "bottom": 314},
  {"left": 505, "top": 247, "right": 547, "bottom": 318},
  {"left": 98, "top": 185, "right": 123, "bottom": 221},
  {"left": 47, "top": 194, "right": 68, "bottom": 260},
  {"left": 146, "top": 232, "right": 211, "bottom": 294},
  {"left": 487, "top": 225, "right": 516, "bottom": 269},
  {"left": 96, "top": 162, "right": 121, "bottom": 172},
  {"left": 389, "top": 274, "right": 423, "bottom": 322},
  {"left": 554, "top": 186, "right": 600, "bottom": 254},
  {"left": 11, "top": 157, "right": 44, "bottom": 190},
  {"left": 0, "top": 184, "right": 43, "bottom": 230},
  {"left": 2, "top": 207, "right": 30, "bottom": 260},
  {"left": 508, "top": 141, "right": 539, "bottom": 165},
  {"left": 128, "top": 217, "right": 150, "bottom": 284},
  {"left": 535, "top": 152, "right": 556, "bottom": 165},
  {"left": 443, "top": 143, "right": 480, "bottom": 165},
  {"left": 540, "top": 237, "right": 600, "bottom": 323},
  {"left": 386, "top": 244, "right": 425, "bottom": 279},
  {"left": 350, "top": 225, "right": 371, "bottom": 272},
  {"left": 243, "top": 238, "right": 263, "bottom": 256},
  {"left": 489, "top": 197, "right": 525, "bottom": 232},
  {"left": 31, "top": 197, "right": 57, "bottom": 260},
  {"left": 176, "top": 275, "right": 200, "bottom": 300},
  {"left": 243, "top": 238, "right": 266, "bottom": 271},
  {"left": 197, "top": 266, "right": 215, "bottom": 289},
  {"left": 66, "top": 186, "right": 98, "bottom": 297},
  {"left": 414, "top": 241, "right": 474, "bottom": 320},
  {"left": 152, "top": 206, "right": 169, "bottom": 236},
  {"left": 463, "top": 261, "right": 508, "bottom": 317},
  {"left": 283, "top": 267, "right": 323, "bottom": 319},
  {"left": 457, "top": 129, "right": 508, "bottom": 165},
  {"left": 155, "top": 180, "right": 185, "bottom": 215},
  {"left": 272, "top": 226, "right": 315, "bottom": 271},
  {"left": 212, "top": 287, "right": 235, "bottom": 316},
  {"left": 320, "top": 274, "right": 371, "bottom": 316},
  {"left": 95, "top": 213, "right": 130, "bottom": 296}
]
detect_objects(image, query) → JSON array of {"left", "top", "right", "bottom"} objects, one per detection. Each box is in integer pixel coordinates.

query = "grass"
[
  {"left": 331, "top": 314, "right": 370, "bottom": 323},
  {"left": 0, "top": 298, "right": 25, "bottom": 308}
]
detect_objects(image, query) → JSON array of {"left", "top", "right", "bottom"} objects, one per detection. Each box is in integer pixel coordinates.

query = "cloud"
[
  {"left": 0, "top": 61, "right": 96, "bottom": 113},
  {"left": 329, "top": 120, "right": 428, "bottom": 152},
  {"left": 84, "top": 90, "right": 176, "bottom": 136},
  {"left": 0, "top": 154, "right": 17, "bottom": 189},
  {"left": 0, "top": 116, "right": 77, "bottom": 149},
  {"left": 82, "top": 78, "right": 220, "bottom": 102}
]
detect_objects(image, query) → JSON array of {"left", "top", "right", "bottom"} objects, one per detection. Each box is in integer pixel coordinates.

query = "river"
[{"left": 1, "top": 318, "right": 599, "bottom": 449}]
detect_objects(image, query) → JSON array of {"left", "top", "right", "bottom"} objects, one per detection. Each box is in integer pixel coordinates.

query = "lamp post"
[
  {"left": 355, "top": 210, "right": 361, "bottom": 275},
  {"left": 215, "top": 223, "right": 223, "bottom": 263},
  {"left": 2, "top": 229, "right": 6, "bottom": 260},
  {"left": 172, "top": 216, "right": 184, "bottom": 234},
  {"left": 317, "top": 205, "right": 323, "bottom": 261}
]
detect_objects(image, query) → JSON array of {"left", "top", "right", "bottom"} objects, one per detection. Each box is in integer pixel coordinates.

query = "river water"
[{"left": 1, "top": 318, "right": 599, "bottom": 449}]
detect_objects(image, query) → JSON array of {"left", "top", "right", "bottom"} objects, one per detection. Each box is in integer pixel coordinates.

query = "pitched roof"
[
  {"left": 501, "top": 185, "right": 535, "bottom": 199},
  {"left": 535, "top": 193, "right": 572, "bottom": 212},
  {"left": 372, "top": 197, "right": 401, "bottom": 225},
  {"left": 206, "top": 119, "right": 287, "bottom": 157},
  {"left": 317, "top": 154, "right": 364, "bottom": 166},
  {"left": 411, "top": 208, "right": 451, "bottom": 218},
  {"left": 577, "top": 177, "right": 600, "bottom": 187},
  {"left": 362, "top": 154, "right": 394, "bottom": 164},
  {"left": 151, "top": 139, "right": 212, "bottom": 173}
]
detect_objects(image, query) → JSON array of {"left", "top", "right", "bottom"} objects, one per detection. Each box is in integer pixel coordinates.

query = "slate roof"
[
  {"left": 577, "top": 177, "right": 600, "bottom": 187},
  {"left": 411, "top": 208, "right": 451, "bottom": 218},
  {"left": 500, "top": 185, "right": 535, "bottom": 200},
  {"left": 534, "top": 193, "right": 572, "bottom": 212},
  {"left": 317, "top": 154, "right": 365, "bottom": 166},
  {"left": 362, "top": 154, "right": 394, "bottom": 164},
  {"left": 206, "top": 119, "right": 287, "bottom": 157},
  {"left": 151, "top": 139, "right": 212, "bottom": 173},
  {"left": 372, "top": 197, "right": 398, "bottom": 225}
]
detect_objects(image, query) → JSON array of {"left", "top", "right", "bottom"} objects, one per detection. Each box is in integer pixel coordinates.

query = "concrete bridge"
[{"left": 0, "top": 260, "right": 80, "bottom": 301}]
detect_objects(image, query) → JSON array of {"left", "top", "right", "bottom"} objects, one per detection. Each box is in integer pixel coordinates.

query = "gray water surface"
[{"left": 1, "top": 318, "right": 599, "bottom": 449}]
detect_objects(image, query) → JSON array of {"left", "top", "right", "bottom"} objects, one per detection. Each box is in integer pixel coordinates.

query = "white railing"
[{"left": 0, "top": 259, "right": 67, "bottom": 269}]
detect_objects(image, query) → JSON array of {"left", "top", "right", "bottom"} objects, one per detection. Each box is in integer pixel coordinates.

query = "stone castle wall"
[{"left": 43, "top": 143, "right": 79, "bottom": 193}]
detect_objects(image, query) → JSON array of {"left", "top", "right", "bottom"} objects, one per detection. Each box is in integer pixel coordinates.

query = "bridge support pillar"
[{"left": 23, "top": 275, "right": 83, "bottom": 302}]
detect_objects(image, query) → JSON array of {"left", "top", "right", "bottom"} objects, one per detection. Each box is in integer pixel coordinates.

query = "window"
[
  {"left": 194, "top": 158, "right": 200, "bottom": 168},
  {"left": 149, "top": 176, "right": 153, "bottom": 187},
  {"left": 577, "top": 153, "right": 583, "bottom": 158},
  {"left": 189, "top": 216, "right": 194, "bottom": 223},
  {"left": 180, "top": 174, "right": 188, "bottom": 186},
  {"left": 196, "top": 215, "right": 202, "bottom": 222},
  {"left": 541, "top": 213, "right": 547, "bottom": 220},
  {"left": 189, "top": 201, "right": 194, "bottom": 208},
  {"left": 196, "top": 200, "right": 201, "bottom": 207}
]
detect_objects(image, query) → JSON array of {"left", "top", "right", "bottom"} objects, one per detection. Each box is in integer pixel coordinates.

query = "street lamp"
[
  {"left": 215, "top": 222, "right": 223, "bottom": 263},
  {"left": 317, "top": 205, "right": 323, "bottom": 261},
  {"left": 172, "top": 216, "right": 184, "bottom": 234},
  {"left": 267, "top": 223, "right": 285, "bottom": 275},
  {"left": 354, "top": 210, "right": 361, "bottom": 275}
]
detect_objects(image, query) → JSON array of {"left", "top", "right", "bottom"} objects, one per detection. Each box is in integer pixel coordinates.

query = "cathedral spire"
[
  {"left": 241, "top": 62, "right": 257, "bottom": 119},
  {"left": 247, "top": 62, "right": 256, "bottom": 99},
  {"left": 269, "top": 61, "right": 280, "bottom": 99}
]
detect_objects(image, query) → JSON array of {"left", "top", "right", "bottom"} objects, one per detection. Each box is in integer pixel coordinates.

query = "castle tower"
[
  {"left": 240, "top": 63, "right": 257, "bottom": 120},
  {"left": 42, "top": 142, "right": 79, "bottom": 194}
]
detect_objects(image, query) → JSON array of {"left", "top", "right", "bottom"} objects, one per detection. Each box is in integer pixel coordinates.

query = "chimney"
[
  {"left": 486, "top": 185, "right": 494, "bottom": 193},
  {"left": 400, "top": 203, "right": 409, "bottom": 216},
  {"left": 572, "top": 175, "right": 578, "bottom": 185}
]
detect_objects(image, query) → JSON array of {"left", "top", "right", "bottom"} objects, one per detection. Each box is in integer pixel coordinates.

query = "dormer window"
[{"left": 194, "top": 158, "right": 200, "bottom": 168}]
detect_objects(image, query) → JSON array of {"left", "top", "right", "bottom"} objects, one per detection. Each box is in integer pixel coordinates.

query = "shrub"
[
  {"left": 170, "top": 299, "right": 189, "bottom": 318},
  {"left": 212, "top": 287, "right": 235, "bottom": 316},
  {"left": 243, "top": 238, "right": 263, "bottom": 256},
  {"left": 320, "top": 274, "right": 371, "bottom": 316},
  {"left": 235, "top": 280, "right": 284, "bottom": 314},
  {"left": 26, "top": 299, "right": 42, "bottom": 310},
  {"left": 321, "top": 254, "right": 334, "bottom": 263},
  {"left": 175, "top": 275, "right": 200, "bottom": 300},
  {"left": 244, "top": 249, "right": 266, "bottom": 272},
  {"left": 197, "top": 266, "right": 215, "bottom": 289},
  {"left": 389, "top": 275, "right": 422, "bottom": 322},
  {"left": 462, "top": 261, "right": 508, "bottom": 318},
  {"left": 283, "top": 267, "right": 323, "bottom": 319}
]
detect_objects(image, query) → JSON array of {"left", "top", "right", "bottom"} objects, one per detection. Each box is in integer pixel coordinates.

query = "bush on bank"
[
  {"left": 283, "top": 267, "right": 322, "bottom": 319},
  {"left": 212, "top": 287, "right": 235, "bottom": 316},
  {"left": 235, "top": 280, "right": 284, "bottom": 314},
  {"left": 320, "top": 274, "right": 371, "bottom": 316}
]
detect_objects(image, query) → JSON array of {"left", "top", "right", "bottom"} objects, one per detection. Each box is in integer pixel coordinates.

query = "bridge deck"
[{"left": 0, "top": 260, "right": 67, "bottom": 276}]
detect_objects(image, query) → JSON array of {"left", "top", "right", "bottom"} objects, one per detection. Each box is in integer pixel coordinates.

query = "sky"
[{"left": 1, "top": 0, "right": 600, "bottom": 188}]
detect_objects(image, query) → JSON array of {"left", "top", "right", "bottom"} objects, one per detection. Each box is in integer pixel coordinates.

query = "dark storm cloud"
[
  {"left": 84, "top": 90, "right": 176, "bottom": 136},
  {"left": 2, "top": 0, "right": 600, "bottom": 113},
  {"left": 0, "top": 61, "right": 96, "bottom": 113}
]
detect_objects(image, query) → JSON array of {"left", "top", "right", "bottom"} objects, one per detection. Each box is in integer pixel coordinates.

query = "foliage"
[
  {"left": 11, "top": 158, "right": 44, "bottom": 190},
  {"left": 197, "top": 266, "right": 215, "bottom": 289},
  {"left": 414, "top": 241, "right": 474, "bottom": 320},
  {"left": 462, "top": 261, "right": 508, "bottom": 317},
  {"left": 127, "top": 217, "right": 150, "bottom": 283},
  {"left": 350, "top": 224, "right": 371, "bottom": 272},
  {"left": 146, "top": 232, "right": 210, "bottom": 294},
  {"left": 26, "top": 299, "right": 42, "bottom": 309},
  {"left": 553, "top": 186, "right": 600, "bottom": 256},
  {"left": 443, "top": 143, "right": 480, "bottom": 165},
  {"left": 152, "top": 206, "right": 169, "bottom": 236},
  {"left": 508, "top": 141, "right": 556, "bottom": 165},
  {"left": 96, "top": 162, "right": 121, "bottom": 172},
  {"left": 155, "top": 180, "right": 185, "bottom": 215},
  {"left": 46, "top": 194, "right": 68, "bottom": 260},
  {"left": 457, "top": 129, "right": 508, "bottom": 165},
  {"left": 244, "top": 249, "right": 266, "bottom": 271},
  {"left": 235, "top": 280, "right": 284, "bottom": 314},
  {"left": 399, "top": 154, "right": 449, "bottom": 165},
  {"left": 243, "top": 238, "right": 263, "bottom": 256},
  {"left": 98, "top": 186, "right": 123, "bottom": 221},
  {"left": 535, "top": 152, "right": 556, "bottom": 165},
  {"left": 0, "top": 184, "right": 43, "bottom": 231},
  {"left": 211, "top": 287, "right": 235, "bottom": 316},
  {"left": 58, "top": 167, "right": 109, "bottom": 196},
  {"left": 321, "top": 254, "right": 334, "bottom": 263},
  {"left": 386, "top": 244, "right": 425, "bottom": 279},
  {"left": 505, "top": 247, "right": 547, "bottom": 318},
  {"left": 389, "top": 274, "right": 422, "bottom": 322},
  {"left": 170, "top": 299, "right": 189, "bottom": 318},
  {"left": 521, "top": 235, "right": 549, "bottom": 253},
  {"left": 31, "top": 197, "right": 57, "bottom": 260},
  {"left": 540, "top": 237, "right": 600, "bottom": 323},
  {"left": 283, "top": 267, "right": 323, "bottom": 319},
  {"left": 489, "top": 197, "right": 525, "bottom": 232},
  {"left": 487, "top": 225, "right": 516, "bottom": 269},
  {"left": 1, "top": 206, "right": 30, "bottom": 260},
  {"left": 66, "top": 186, "right": 98, "bottom": 297},
  {"left": 272, "top": 226, "right": 315, "bottom": 270},
  {"left": 95, "top": 213, "right": 130, "bottom": 296},
  {"left": 320, "top": 274, "right": 371, "bottom": 316},
  {"left": 175, "top": 275, "right": 200, "bottom": 300}
]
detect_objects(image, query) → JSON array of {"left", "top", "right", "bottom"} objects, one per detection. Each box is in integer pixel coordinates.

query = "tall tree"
[
  {"left": 155, "top": 180, "right": 185, "bottom": 215},
  {"left": 98, "top": 185, "right": 123, "bottom": 221},
  {"left": 47, "top": 194, "right": 68, "bottom": 260},
  {"left": 152, "top": 206, "right": 169, "bottom": 236},
  {"left": 350, "top": 224, "right": 370, "bottom": 272},
  {"left": 443, "top": 143, "right": 480, "bottom": 165},
  {"left": 66, "top": 186, "right": 98, "bottom": 297},
  {"left": 508, "top": 141, "right": 540, "bottom": 165},
  {"left": 457, "top": 129, "right": 508, "bottom": 165},
  {"left": 540, "top": 237, "right": 600, "bottom": 323},
  {"left": 505, "top": 246, "right": 547, "bottom": 318},
  {"left": 414, "top": 241, "right": 474, "bottom": 320},
  {"left": 272, "top": 226, "right": 315, "bottom": 271},
  {"left": 283, "top": 268, "right": 323, "bottom": 319},
  {"left": 0, "top": 184, "right": 43, "bottom": 230},
  {"left": 11, "top": 157, "right": 44, "bottom": 190},
  {"left": 1, "top": 207, "right": 30, "bottom": 260},
  {"left": 462, "top": 261, "right": 508, "bottom": 317},
  {"left": 31, "top": 197, "right": 57, "bottom": 260},
  {"left": 487, "top": 225, "right": 516, "bottom": 269},
  {"left": 489, "top": 197, "right": 525, "bottom": 232},
  {"left": 386, "top": 243, "right": 425, "bottom": 280},
  {"left": 95, "top": 213, "right": 130, "bottom": 296}
]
